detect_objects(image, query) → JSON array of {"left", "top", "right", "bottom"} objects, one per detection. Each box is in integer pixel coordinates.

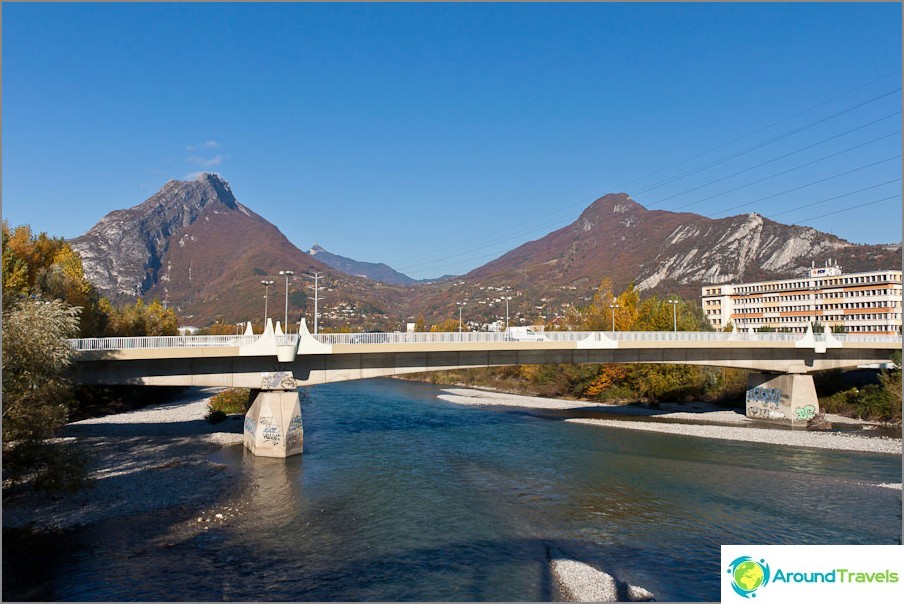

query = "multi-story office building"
[{"left": 701, "top": 262, "right": 902, "bottom": 335}]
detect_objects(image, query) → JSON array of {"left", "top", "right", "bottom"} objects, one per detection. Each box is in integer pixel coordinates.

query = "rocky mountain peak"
[
  {"left": 573, "top": 193, "right": 645, "bottom": 233},
  {"left": 70, "top": 174, "right": 246, "bottom": 298}
]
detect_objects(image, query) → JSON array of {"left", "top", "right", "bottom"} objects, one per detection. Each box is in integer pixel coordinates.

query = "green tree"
[{"left": 2, "top": 298, "right": 88, "bottom": 491}]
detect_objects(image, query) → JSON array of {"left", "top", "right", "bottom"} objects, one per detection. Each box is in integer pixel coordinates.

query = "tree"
[
  {"left": 615, "top": 282, "right": 640, "bottom": 331},
  {"left": 103, "top": 298, "right": 179, "bottom": 337},
  {"left": 2, "top": 298, "right": 88, "bottom": 491},
  {"left": 878, "top": 350, "right": 902, "bottom": 417},
  {"left": 2, "top": 221, "right": 107, "bottom": 337},
  {"left": 430, "top": 318, "right": 462, "bottom": 332}
]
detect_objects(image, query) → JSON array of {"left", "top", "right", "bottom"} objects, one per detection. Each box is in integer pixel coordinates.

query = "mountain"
[
  {"left": 404, "top": 193, "right": 900, "bottom": 328},
  {"left": 70, "top": 178, "right": 899, "bottom": 330},
  {"left": 309, "top": 244, "right": 418, "bottom": 286},
  {"left": 466, "top": 193, "right": 900, "bottom": 295},
  {"left": 70, "top": 174, "right": 404, "bottom": 326}
]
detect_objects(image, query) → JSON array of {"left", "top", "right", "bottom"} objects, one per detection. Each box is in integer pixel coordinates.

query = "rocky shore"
[
  {"left": 437, "top": 387, "right": 902, "bottom": 456},
  {"left": 2, "top": 388, "right": 244, "bottom": 532}
]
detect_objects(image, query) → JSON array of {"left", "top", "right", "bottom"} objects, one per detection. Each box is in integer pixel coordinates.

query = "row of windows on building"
[
  {"left": 816, "top": 274, "right": 900, "bottom": 287},
  {"left": 821, "top": 313, "right": 901, "bottom": 322},
  {"left": 819, "top": 288, "right": 900, "bottom": 299},
  {"left": 731, "top": 273, "right": 899, "bottom": 295},
  {"left": 731, "top": 289, "right": 900, "bottom": 306},
  {"left": 818, "top": 301, "right": 900, "bottom": 311}
]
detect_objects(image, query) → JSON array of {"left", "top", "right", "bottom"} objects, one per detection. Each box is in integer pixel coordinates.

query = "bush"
[
  {"left": 208, "top": 388, "right": 251, "bottom": 416},
  {"left": 205, "top": 410, "right": 228, "bottom": 424}
]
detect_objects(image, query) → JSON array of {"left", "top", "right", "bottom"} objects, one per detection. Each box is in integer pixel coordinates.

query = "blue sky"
[{"left": 3, "top": 2, "right": 901, "bottom": 279}]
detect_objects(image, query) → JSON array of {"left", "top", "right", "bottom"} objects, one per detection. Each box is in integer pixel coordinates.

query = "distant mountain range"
[
  {"left": 309, "top": 244, "right": 419, "bottom": 286},
  {"left": 70, "top": 174, "right": 901, "bottom": 328}
]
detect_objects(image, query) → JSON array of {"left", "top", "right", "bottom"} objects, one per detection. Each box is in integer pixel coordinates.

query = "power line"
[
  {"left": 645, "top": 110, "right": 900, "bottom": 208},
  {"left": 636, "top": 87, "right": 901, "bottom": 200},
  {"left": 793, "top": 194, "right": 901, "bottom": 225},
  {"left": 768, "top": 178, "right": 902, "bottom": 219},
  {"left": 712, "top": 154, "right": 903, "bottom": 216},
  {"left": 668, "top": 129, "right": 901, "bottom": 212},
  {"left": 617, "top": 69, "right": 902, "bottom": 191}
]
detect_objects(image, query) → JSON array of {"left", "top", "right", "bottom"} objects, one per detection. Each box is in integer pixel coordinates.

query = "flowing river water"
[{"left": 4, "top": 378, "right": 902, "bottom": 601}]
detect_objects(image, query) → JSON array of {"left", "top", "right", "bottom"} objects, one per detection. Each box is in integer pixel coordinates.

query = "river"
[{"left": 4, "top": 378, "right": 901, "bottom": 601}]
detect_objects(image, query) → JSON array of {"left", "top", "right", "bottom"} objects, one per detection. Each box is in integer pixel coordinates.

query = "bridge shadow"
[
  {"left": 62, "top": 414, "right": 245, "bottom": 439},
  {"left": 494, "top": 402, "right": 749, "bottom": 425}
]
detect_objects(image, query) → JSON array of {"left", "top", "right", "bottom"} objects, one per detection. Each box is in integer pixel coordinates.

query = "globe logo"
[{"left": 727, "top": 556, "right": 771, "bottom": 598}]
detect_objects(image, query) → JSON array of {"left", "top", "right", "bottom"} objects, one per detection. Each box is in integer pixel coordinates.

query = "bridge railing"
[
  {"left": 67, "top": 331, "right": 901, "bottom": 351},
  {"left": 68, "top": 334, "right": 262, "bottom": 351},
  {"left": 831, "top": 334, "right": 903, "bottom": 344}
]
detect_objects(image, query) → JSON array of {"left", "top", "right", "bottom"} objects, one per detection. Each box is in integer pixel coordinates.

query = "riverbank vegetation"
[
  {"left": 817, "top": 352, "right": 902, "bottom": 423},
  {"left": 205, "top": 388, "right": 252, "bottom": 423},
  {"left": 2, "top": 222, "right": 183, "bottom": 494}
]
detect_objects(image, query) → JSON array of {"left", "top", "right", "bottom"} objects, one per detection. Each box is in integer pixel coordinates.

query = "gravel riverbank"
[
  {"left": 438, "top": 387, "right": 902, "bottom": 456},
  {"left": 2, "top": 388, "right": 244, "bottom": 532}
]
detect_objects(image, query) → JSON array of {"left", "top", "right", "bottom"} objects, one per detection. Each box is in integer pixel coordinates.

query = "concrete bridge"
[{"left": 68, "top": 320, "right": 901, "bottom": 458}]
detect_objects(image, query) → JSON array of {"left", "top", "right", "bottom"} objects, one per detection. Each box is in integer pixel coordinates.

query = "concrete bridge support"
[
  {"left": 745, "top": 373, "right": 819, "bottom": 426},
  {"left": 243, "top": 390, "right": 303, "bottom": 458}
]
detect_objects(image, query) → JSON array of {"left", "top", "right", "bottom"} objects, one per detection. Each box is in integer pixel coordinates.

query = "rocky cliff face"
[{"left": 70, "top": 173, "right": 244, "bottom": 298}]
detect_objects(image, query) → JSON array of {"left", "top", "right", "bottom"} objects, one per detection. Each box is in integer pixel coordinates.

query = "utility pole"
[
  {"left": 279, "top": 270, "right": 295, "bottom": 333},
  {"left": 307, "top": 272, "right": 323, "bottom": 334}
]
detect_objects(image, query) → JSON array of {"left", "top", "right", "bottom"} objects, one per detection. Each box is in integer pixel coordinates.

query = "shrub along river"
[{"left": 4, "top": 379, "right": 901, "bottom": 601}]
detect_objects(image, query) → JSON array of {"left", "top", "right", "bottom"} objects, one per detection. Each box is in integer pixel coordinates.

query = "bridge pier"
[
  {"left": 745, "top": 373, "right": 819, "bottom": 425},
  {"left": 243, "top": 390, "right": 303, "bottom": 458}
]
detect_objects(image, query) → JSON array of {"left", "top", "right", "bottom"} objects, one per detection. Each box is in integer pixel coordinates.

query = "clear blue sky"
[{"left": 3, "top": 2, "right": 901, "bottom": 279}]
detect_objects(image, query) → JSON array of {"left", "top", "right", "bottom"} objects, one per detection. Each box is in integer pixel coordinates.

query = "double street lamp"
[
  {"left": 261, "top": 280, "right": 275, "bottom": 325},
  {"left": 306, "top": 271, "right": 323, "bottom": 334},
  {"left": 279, "top": 270, "right": 295, "bottom": 333}
]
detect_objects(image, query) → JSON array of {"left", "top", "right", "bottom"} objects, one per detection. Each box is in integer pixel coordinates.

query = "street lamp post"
[
  {"left": 279, "top": 270, "right": 295, "bottom": 333},
  {"left": 261, "top": 280, "right": 275, "bottom": 325},
  {"left": 504, "top": 296, "right": 512, "bottom": 331},
  {"left": 609, "top": 302, "right": 620, "bottom": 331},
  {"left": 307, "top": 272, "right": 323, "bottom": 334},
  {"left": 668, "top": 299, "right": 679, "bottom": 332},
  {"left": 457, "top": 301, "right": 466, "bottom": 333}
]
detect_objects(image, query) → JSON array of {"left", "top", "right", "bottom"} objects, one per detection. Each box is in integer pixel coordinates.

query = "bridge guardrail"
[
  {"left": 68, "top": 334, "right": 264, "bottom": 351},
  {"left": 67, "top": 331, "right": 902, "bottom": 351}
]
